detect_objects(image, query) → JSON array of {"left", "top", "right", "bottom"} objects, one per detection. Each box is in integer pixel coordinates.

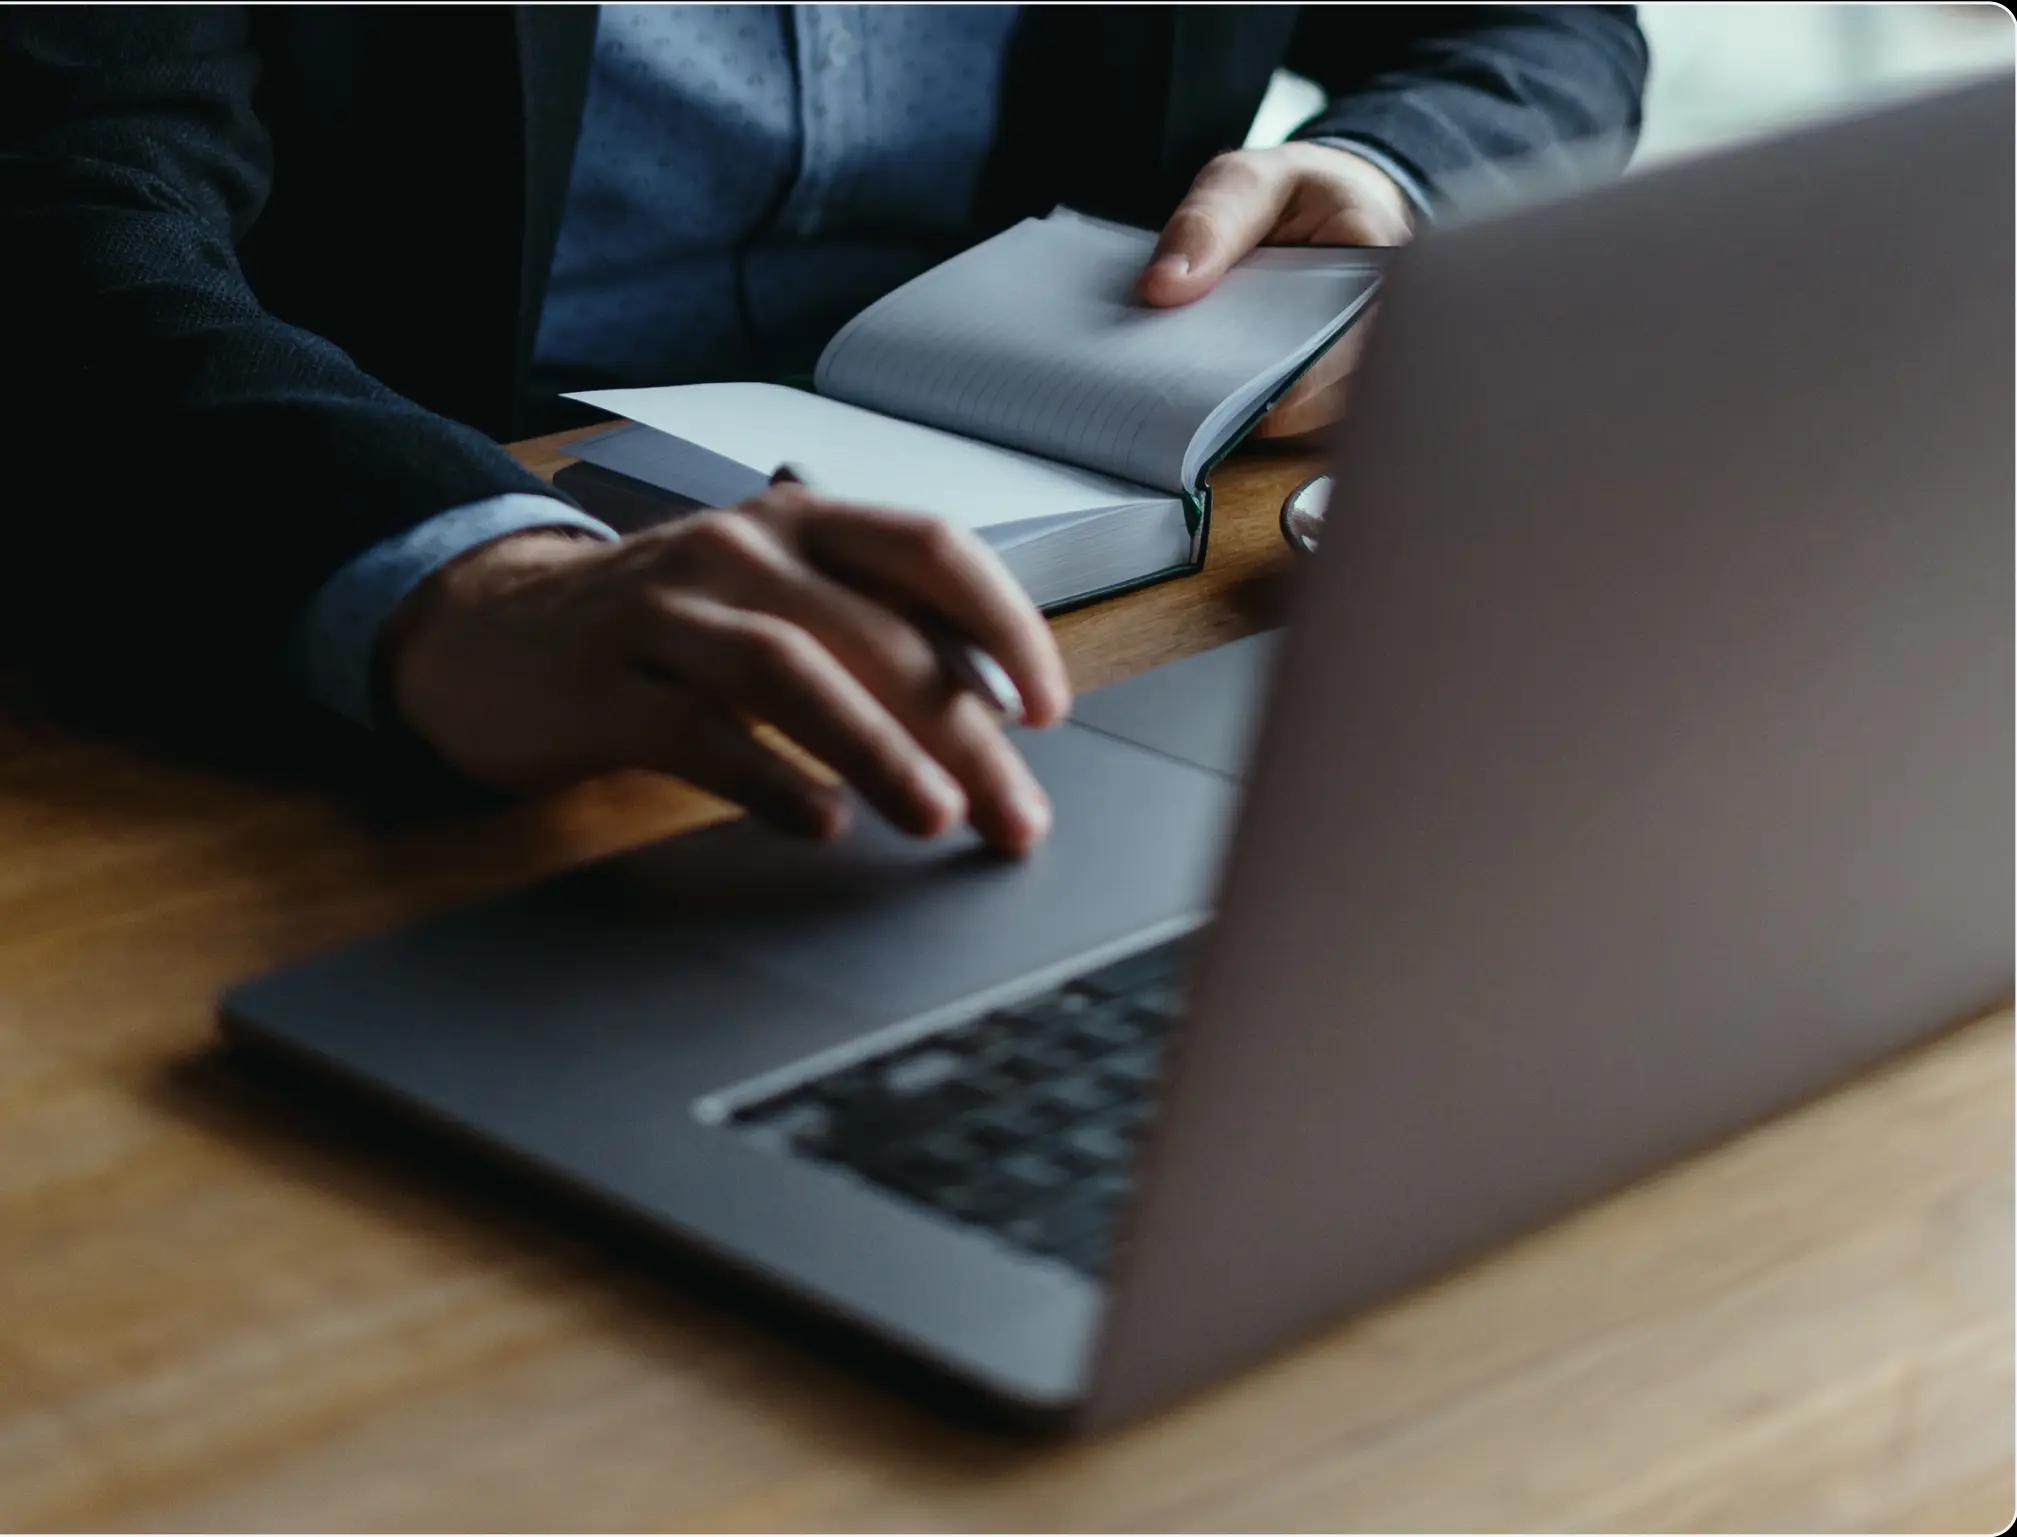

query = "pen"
[{"left": 768, "top": 463, "right": 1027, "bottom": 722}]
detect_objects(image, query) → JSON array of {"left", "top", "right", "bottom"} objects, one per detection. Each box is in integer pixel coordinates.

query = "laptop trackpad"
[
  {"left": 226, "top": 719, "right": 1239, "bottom": 1118},
  {"left": 605, "top": 721, "right": 1236, "bottom": 1026}
]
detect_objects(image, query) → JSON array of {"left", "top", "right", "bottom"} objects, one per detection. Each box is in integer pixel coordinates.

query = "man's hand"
[
  {"left": 387, "top": 483, "right": 1073, "bottom": 855},
  {"left": 1137, "top": 142, "right": 1415, "bottom": 439}
]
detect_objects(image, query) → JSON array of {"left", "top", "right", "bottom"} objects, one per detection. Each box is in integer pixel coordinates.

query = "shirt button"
[{"left": 824, "top": 28, "right": 856, "bottom": 69}]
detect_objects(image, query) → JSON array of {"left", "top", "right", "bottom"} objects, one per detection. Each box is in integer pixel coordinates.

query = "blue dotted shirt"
[{"left": 536, "top": 3, "right": 1020, "bottom": 385}]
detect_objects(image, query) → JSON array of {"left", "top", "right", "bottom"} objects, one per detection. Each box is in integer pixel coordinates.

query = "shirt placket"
[{"left": 774, "top": 4, "right": 871, "bottom": 239}]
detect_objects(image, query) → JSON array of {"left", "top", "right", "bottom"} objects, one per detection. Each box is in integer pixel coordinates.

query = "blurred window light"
[
  {"left": 1245, "top": 8, "right": 2012, "bottom": 171},
  {"left": 1635, "top": 3, "right": 2013, "bottom": 167},
  {"left": 1247, "top": 69, "right": 1327, "bottom": 149}
]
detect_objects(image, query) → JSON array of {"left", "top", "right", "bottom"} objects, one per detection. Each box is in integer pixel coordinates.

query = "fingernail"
[{"left": 1152, "top": 253, "right": 1191, "bottom": 276}]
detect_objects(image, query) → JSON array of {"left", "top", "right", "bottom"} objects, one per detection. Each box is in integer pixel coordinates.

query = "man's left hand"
[{"left": 1137, "top": 143, "right": 1415, "bottom": 439}]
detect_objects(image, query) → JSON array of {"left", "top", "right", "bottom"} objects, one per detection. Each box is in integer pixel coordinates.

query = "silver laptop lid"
[{"left": 1089, "top": 76, "right": 2014, "bottom": 1423}]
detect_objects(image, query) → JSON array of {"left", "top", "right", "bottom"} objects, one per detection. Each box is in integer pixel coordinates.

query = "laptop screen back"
[{"left": 1088, "top": 76, "right": 2015, "bottom": 1424}]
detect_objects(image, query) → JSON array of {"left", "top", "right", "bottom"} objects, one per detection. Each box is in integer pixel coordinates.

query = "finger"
[
  {"left": 1137, "top": 152, "right": 1293, "bottom": 308},
  {"left": 931, "top": 692, "right": 1052, "bottom": 854},
  {"left": 575, "top": 666, "right": 849, "bottom": 837},
  {"left": 642, "top": 504, "right": 1039, "bottom": 844},
  {"left": 723, "top": 555, "right": 1054, "bottom": 852},
  {"left": 789, "top": 503, "right": 1073, "bottom": 729},
  {"left": 1301, "top": 202, "right": 1410, "bottom": 248},
  {"left": 638, "top": 595, "right": 968, "bottom": 839},
  {"left": 1268, "top": 144, "right": 1416, "bottom": 247},
  {"left": 671, "top": 710, "right": 854, "bottom": 841}
]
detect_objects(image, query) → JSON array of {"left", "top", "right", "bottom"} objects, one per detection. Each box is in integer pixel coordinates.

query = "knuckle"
[
  {"left": 754, "top": 481, "right": 816, "bottom": 518},
  {"left": 940, "top": 692, "right": 1011, "bottom": 759},
  {"left": 870, "top": 628, "right": 950, "bottom": 707},
  {"left": 620, "top": 580, "right": 699, "bottom": 654},
  {"left": 732, "top": 614, "right": 818, "bottom": 683},
  {"left": 1199, "top": 150, "right": 1262, "bottom": 190},
  {"left": 907, "top": 515, "right": 969, "bottom": 566},
  {"left": 885, "top": 625, "right": 942, "bottom": 687},
  {"left": 630, "top": 584, "right": 690, "bottom": 642},
  {"left": 680, "top": 509, "right": 774, "bottom": 569}
]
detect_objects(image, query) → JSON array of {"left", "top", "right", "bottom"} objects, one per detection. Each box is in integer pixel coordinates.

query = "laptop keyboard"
[{"left": 727, "top": 935, "right": 1194, "bottom": 1277}]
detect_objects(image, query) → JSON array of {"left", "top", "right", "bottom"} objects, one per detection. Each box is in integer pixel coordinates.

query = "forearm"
[
  {"left": 1, "top": 7, "right": 558, "bottom": 699},
  {"left": 1306, "top": 138, "right": 1434, "bottom": 221},
  {"left": 4, "top": 179, "right": 562, "bottom": 692},
  {"left": 1287, "top": 6, "right": 1649, "bottom": 208}
]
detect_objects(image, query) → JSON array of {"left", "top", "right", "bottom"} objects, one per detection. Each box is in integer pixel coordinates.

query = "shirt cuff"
[
  {"left": 1307, "top": 135, "right": 1435, "bottom": 224},
  {"left": 288, "top": 494, "right": 618, "bottom": 729}
]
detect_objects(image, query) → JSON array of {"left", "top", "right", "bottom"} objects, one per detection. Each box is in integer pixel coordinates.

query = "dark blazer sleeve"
[
  {"left": 1286, "top": 6, "right": 1649, "bottom": 206},
  {"left": 0, "top": 7, "right": 557, "bottom": 701}
]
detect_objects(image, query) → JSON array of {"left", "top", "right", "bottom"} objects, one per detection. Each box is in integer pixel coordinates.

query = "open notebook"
[{"left": 562, "top": 210, "right": 1382, "bottom": 609}]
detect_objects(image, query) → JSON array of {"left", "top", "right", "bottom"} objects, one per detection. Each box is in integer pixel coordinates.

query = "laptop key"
[
  {"left": 1031, "top": 1075, "right": 1119, "bottom": 1119},
  {"left": 1002, "top": 989, "right": 1095, "bottom": 1029},
  {"left": 998, "top": 1151, "right": 1071, "bottom": 1194},
  {"left": 881, "top": 1049, "right": 962, "bottom": 1097},
  {"left": 1055, "top": 1122, "right": 1132, "bottom": 1170},
  {"left": 1127, "top": 982, "right": 1187, "bottom": 1022},
  {"left": 1066, "top": 1007, "right": 1148, "bottom": 1052},
  {"left": 989, "top": 1050, "right": 1055, "bottom": 1085},
  {"left": 923, "top": 1075, "right": 995, "bottom": 1113},
  {"left": 1099, "top": 1046, "right": 1163, "bottom": 1089},
  {"left": 963, "top": 1105, "right": 1042, "bottom": 1150}
]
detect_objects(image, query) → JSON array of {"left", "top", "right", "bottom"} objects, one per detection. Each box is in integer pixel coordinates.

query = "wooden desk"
[{"left": 1, "top": 432, "right": 2008, "bottom": 1532}]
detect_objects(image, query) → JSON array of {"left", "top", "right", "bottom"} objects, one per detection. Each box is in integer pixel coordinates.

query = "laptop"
[{"left": 223, "top": 77, "right": 2013, "bottom": 1431}]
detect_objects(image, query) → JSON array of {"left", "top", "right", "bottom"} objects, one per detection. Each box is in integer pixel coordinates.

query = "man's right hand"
[{"left": 386, "top": 482, "right": 1073, "bottom": 855}]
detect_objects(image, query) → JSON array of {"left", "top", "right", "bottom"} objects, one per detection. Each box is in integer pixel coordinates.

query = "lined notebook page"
[{"left": 814, "top": 211, "right": 1382, "bottom": 494}]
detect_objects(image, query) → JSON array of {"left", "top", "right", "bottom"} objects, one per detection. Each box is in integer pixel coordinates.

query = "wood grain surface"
[{"left": 0, "top": 431, "right": 2007, "bottom": 1532}]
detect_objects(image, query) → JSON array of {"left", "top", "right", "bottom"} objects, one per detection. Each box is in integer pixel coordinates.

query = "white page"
[
  {"left": 566, "top": 382, "right": 1164, "bottom": 533},
  {"left": 814, "top": 211, "right": 1381, "bottom": 494}
]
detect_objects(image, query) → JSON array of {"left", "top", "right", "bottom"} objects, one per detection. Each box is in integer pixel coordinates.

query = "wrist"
[
  {"left": 1329, "top": 148, "right": 1413, "bottom": 222},
  {"left": 379, "top": 527, "right": 605, "bottom": 744},
  {"left": 1303, "top": 138, "right": 1428, "bottom": 229}
]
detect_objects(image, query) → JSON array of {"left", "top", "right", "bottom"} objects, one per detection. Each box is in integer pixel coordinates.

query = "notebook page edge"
[
  {"left": 1178, "top": 273, "right": 1382, "bottom": 488},
  {"left": 807, "top": 214, "right": 1385, "bottom": 496}
]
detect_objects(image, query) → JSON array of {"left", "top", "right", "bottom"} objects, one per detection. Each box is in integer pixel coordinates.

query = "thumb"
[{"left": 1136, "top": 153, "right": 1291, "bottom": 308}]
